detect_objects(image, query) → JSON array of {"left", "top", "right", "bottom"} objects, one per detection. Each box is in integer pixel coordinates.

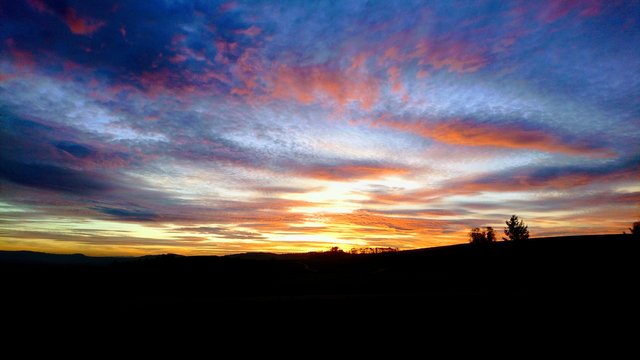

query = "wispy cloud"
[
  {"left": 375, "top": 117, "right": 613, "bottom": 156},
  {"left": 296, "top": 161, "right": 410, "bottom": 181}
]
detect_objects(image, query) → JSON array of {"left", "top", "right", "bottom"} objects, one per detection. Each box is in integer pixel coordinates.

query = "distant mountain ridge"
[{"left": 0, "top": 250, "right": 127, "bottom": 265}]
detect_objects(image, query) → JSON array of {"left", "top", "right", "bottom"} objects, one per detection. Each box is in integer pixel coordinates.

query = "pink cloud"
[
  {"left": 418, "top": 42, "right": 487, "bottom": 74},
  {"left": 219, "top": 2, "right": 238, "bottom": 13},
  {"left": 0, "top": 73, "right": 13, "bottom": 82},
  {"left": 235, "top": 25, "right": 262, "bottom": 37},
  {"left": 234, "top": 48, "right": 262, "bottom": 89},
  {"left": 26, "top": 1, "right": 105, "bottom": 36},
  {"left": 348, "top": 53, "right": 370, "bottom": 72},
  {"left": 270, "top": 64, "right": 380, "bottom": 110},
  {"left": 169, "top": 54, "right": 189, "bottom": 64},
  {"left": 537, "top": 0, "right": 603, "bottom": 23},
  {"left": 387, "top": 66, "right": 405, "bottom": 94},
  {"left": 376, "top": 35, "right": 489, "bottom": 74},
  {"left": 214, "top": 40, "right": 238, "bottom": 65}
]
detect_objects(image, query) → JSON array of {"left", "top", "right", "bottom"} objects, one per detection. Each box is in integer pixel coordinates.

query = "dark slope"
[
  {"left": 0, "top": 250, "right": 127, "bottom": 265},
  {"left": 2, "top": 234, "right": 638, "bottom": 322}
]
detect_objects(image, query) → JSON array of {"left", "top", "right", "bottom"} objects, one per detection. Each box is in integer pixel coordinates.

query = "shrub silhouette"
[
  {"left": 349, "top": 247, "right": 399, "bottom": 254},
  {"left": 469, "top": 226, "right": 496, "bottom": 245},
  {"left": 503, "top": 215, "right": 529, "bottom": 241}
]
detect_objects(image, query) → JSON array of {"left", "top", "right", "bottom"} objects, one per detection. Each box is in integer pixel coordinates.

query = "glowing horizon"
[{"left": 1, "top": 0, "right": 639, "bottom": 256}]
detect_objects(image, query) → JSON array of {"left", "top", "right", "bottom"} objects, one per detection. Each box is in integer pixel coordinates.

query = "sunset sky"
[{"left": 1, "top": 0, "right": 638, "bottom": 256}]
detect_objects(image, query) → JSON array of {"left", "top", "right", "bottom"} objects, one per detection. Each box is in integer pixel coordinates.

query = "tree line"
[
  {"left": 470, "top": 214, "right": 529, "bottom": 245},
  {"left": 471, "top": 215, "right": 640, "bottom": 244},
  {"left": 327, "top": 215, "right": 639, "bottom": 253}
]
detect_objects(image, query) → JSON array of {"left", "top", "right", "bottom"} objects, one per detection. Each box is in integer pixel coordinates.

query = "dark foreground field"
[{"left": 2, "top": 234, "right": 639, "bottom": 333}]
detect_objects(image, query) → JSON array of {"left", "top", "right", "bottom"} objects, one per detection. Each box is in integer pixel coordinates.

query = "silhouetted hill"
[
  {"left": 0, "top": 250, "right": 127, "bottom": 265},
  {"left": 2, "top": 234, "right": 638, "bottom": 328}
]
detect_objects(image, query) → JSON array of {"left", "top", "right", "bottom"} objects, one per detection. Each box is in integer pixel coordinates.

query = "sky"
[{"left": 0, "top": 0, "right": 638, "bottom": 256}]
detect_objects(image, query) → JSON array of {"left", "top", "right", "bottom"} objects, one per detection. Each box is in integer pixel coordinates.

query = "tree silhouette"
[
  {"left": 630, "top": 221, "right": 640, "bottom": 237},
  {"left": 470, "top": 227, "right": 485, "bottom": 244},
  {"left": 503, "top": 215, "right": 529, "bottom": 241},
  {"left": 486, "top": 227, "right": 496, "bottom": 242},
  {"left": 469, "top": 226, "right": 496, "bottom": 245}
]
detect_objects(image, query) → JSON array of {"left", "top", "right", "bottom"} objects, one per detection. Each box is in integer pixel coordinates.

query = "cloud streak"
[
  {"left": 296, "top": 161, "right": 410, "bottom": 181},
  {"left": 376, "top": 118, "right": 613, "bottom": 156}
]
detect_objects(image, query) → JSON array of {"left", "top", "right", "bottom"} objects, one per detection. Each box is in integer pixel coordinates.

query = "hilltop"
[
  {"left": 3, "top": 233, "right": 638, "bottom": 335},
  {"left": 2, "top": 234, "right": 637, "bottom": 300}
]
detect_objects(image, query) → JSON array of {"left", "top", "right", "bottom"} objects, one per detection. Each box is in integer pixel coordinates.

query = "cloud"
[
  {"left": 410, "top": 39, "right": 489, "bottom": 74},
  {"left": 296, "top": 161, "right": 410, "bottom": 181},
  {"left": 447, "top": 156, "right": 640, "bottom": 194},
  {"left": 369, "top": 208, "right": 472, "bottom": 218},
  {"left": 0, "top": 113, "right": 134, "bottom": 170},
  {"left": 376, "top": 118, "right": 612, "bottom": 157},
  {"left": 534, "top": 0, "right": 604, "bottom": 23},
  {"left": 361, "top": 156, "right": 640, "bottom": 207},
  {"left": 0, "top": 159, "right": 113, "bottom": 194},
  {"left": 269, "top": 64, "right": 380, "bottom": 110},
  {"left": 92, "top": 206, "right": 157, "bottom": 222},
  {"left": 26, "top": 0, "right": 49, "bottom": 14},
  {"left": 492, "top": 191, "right": 640, "bottom": 213},
  {"left": 25, "top": 1, "right": 105, "bottom": 35},
  {"left": 235, "top": 25, "right": 262, "bottom": 37},
  {"left": 325, "top": 210, "right": 453, "bottom": 235},
  {"left": 63, "top": 8, "right": 105, "bottom": 35},
  {"left": 55, "top": 141, "right": 94, "bottom": 158},
  {"left": 252, "top": 186, "right": 324, "bottom": 195},
  {"left": 175, "top": 226, "right": 265, "bottom": 240}
]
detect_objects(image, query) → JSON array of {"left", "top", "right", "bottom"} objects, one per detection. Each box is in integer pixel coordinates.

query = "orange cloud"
[
  {"left": 348, "top": 53, "right": 369, "bottom": 72},
  {"left": 379, "top": 118, "right": 612, "bottom": 156},
  {"left": 326, "top": 210, "right": 450, "bottom": 235},
  {"left": 297, "top": 163, "right": 409, "bottom": 181},
  {"left": 364, "top": 188, "right": 440, "bottom": 206},
  {"left": 64, "top": 8, "right": 105, "bottom": 35},
  {"left": 387, "top": 66, "right": 405, "bottom": 94}
]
